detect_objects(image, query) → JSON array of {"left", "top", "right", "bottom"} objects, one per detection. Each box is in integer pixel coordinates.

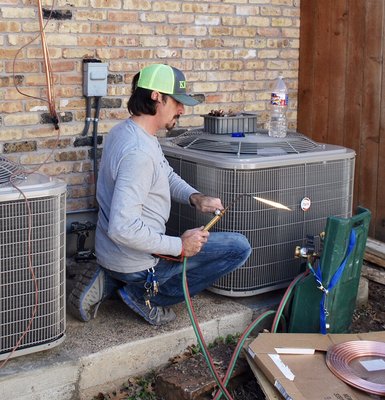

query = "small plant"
[
  {"left": 93, "top": 372, "right": 158, "bottom": 400},
  {"left": 225, "top": 333, "right": 240, "bottom": 347},
  {"left": 189, "top": 343, "right": 201, "bottom": 355},
  {"left": 209, "top": 336, "right": 224, "bottom": 348},
  {"left": 207, "top": 333, "right": 241, "bottom": 349}
]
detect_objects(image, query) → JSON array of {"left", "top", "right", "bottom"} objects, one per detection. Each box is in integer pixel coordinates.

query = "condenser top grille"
[
  {"left": 169, "top": 130, "right": 320, "bottom": 156},
  {"left": 0, "top": 156, "right": 25, "bottom": 187}
]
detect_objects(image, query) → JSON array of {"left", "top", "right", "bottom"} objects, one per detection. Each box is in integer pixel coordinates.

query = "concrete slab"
[{"left": 0, "top": 291, "right": 260, "bottom": 400}]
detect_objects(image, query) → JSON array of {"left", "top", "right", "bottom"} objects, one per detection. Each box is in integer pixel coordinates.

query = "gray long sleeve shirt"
[{"left": 95, "top": 119, "right": 198, "bottom": 273}]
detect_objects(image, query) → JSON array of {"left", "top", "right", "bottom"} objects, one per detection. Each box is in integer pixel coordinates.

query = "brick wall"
[{"left": 0, "top": 0, "right": 300, "bottom": 211}]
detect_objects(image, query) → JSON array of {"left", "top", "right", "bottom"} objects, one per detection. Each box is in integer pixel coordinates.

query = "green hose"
[
  {"left": 182, "top": 255, "right": 302, "bottom": 400},
  {"left": 213, "top": 310, "right": 276, "bottom": 400},
  {"left": 182, "top": 256, "right": 233, "bottom": 400}
]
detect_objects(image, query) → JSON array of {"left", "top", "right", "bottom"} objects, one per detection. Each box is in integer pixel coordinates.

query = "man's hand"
[
  {"left": 189, "top": 193, "right": 224, "bottom": 214},
  {"left": 181, "top": 227, "right": 209, "bottom": 257}
]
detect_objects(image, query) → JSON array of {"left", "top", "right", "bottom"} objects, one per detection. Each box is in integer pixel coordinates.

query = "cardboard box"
[{"left": 247, "top": 332, "right": 385, "bottom": 400}]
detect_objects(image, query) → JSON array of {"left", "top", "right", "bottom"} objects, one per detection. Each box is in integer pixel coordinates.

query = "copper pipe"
[
  {"left": 37, "top": 0, "right": 59, "bottom": 128},
  {"left": 326, "top": 340, "right": 385, "bottom": 396}
]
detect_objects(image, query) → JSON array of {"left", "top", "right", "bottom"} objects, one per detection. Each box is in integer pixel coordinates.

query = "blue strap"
[
  {"left": 327, "top": 230, "right": 356, "bottom": 290},
  {"left": 314, "top": 229, "right": 356, "bottom": 334}
]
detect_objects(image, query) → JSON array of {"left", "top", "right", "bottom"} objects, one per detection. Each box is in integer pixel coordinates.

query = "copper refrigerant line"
[
  {"left": 203, "top": 193, "right": 291, "bottom": 231},
  {"left": 326, "top": 340, "right": 385, "bottom": 396}
]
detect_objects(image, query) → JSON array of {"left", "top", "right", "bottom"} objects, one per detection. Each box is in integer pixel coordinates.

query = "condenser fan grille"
[
  {"left": 170, "top": 130, "right": 320, "bottom": 155},
  {"left": 0, "top": 156, "right": 25, "bottom": 186}
]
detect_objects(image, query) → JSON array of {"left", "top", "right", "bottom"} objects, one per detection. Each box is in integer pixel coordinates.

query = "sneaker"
[
  {"left": 68, "top": 263, "right": 106, "bottom": 322},
  {"left": 117, "top": 287, "right": 176, "bottom": 326}
]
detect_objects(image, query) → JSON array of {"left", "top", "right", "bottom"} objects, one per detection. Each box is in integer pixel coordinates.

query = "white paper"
[
  {"left": 269, "top": 353, "right": 295, "bottom": 381},
  {"left": 274, "top": 380, "right": 294, "bottom": 400},
  {"left": 274, "top": 347, "right": 315, "bottom": 355},
  {"left": 360, "top": 358, "right": 385, "bottom": 372}
]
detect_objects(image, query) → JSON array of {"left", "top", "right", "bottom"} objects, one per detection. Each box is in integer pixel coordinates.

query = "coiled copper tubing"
[{"left": 326, "top": 340, "right": 385, "bottom": 396}]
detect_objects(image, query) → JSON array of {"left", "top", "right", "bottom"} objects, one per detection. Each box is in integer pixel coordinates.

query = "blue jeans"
[{"left": 103, "top": 232, "right": 251, "bottom": 307}]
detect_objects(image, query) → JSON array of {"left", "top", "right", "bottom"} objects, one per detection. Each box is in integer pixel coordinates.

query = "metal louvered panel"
[
  {"left": 161, "top": 132, "right": 355, "bottom": 296},
  {"left": 0, "top": 173, "right": 66, "bottom": 359}
]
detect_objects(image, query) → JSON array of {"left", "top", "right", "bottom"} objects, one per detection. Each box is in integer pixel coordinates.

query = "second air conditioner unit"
[{"left": 0, "top": 158, "right": 66, "bottom": 360}]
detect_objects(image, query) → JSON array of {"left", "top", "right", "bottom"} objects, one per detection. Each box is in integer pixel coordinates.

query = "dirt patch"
[
  {"left": 155, "top": 341, "right": 255, "bottom": 400},
  {"left": 94, "top": 279, "right": 385, "bottom": 400},
  {"left": 350, "top": 280, "right": 385, "bottom": 333}
]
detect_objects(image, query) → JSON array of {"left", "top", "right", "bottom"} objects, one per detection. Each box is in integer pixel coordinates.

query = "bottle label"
[{"left": 271, "top": 92, "right": 288, "bottom": 106}]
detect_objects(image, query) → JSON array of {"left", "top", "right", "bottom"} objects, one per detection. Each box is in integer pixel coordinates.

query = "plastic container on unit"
[
  {"left": 268, "top": 75, "right": 288, "bottom": 138},
  {"left": 203, "top": 113, "right": 257, "bottom": 135}
]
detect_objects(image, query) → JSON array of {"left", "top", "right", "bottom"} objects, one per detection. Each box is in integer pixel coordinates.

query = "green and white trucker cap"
[{"left": 137, "top": 64, "right": 201, "bottom": 106}]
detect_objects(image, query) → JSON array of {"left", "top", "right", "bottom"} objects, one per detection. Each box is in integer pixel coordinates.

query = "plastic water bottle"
[{"left": 268, "top": 75, "right": 288, "bottom": 138}]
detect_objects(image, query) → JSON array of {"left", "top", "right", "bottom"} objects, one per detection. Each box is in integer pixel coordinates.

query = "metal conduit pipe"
[
  {"left": 81, "top": 96, "right": 92, "bottom": 136},
  {"left": 92, "top": 96, "right": 102, "bottom": 193}
]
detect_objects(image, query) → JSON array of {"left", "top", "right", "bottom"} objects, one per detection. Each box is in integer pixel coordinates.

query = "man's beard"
[{"left": 166, "top": 115, "right": 180, "bottom": 132}]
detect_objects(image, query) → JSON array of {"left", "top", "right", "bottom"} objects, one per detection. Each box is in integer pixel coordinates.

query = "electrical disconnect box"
[{"left": 83, "top": 62, "right": 108, "bottom": 97}]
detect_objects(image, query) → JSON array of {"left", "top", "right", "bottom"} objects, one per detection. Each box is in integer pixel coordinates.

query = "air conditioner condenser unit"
[
  {"left": 160, "top": 131, "right": 355, "bottom": 297},
  {"left": 0, "top": 159, "right": 66, "bottom": 360}
]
